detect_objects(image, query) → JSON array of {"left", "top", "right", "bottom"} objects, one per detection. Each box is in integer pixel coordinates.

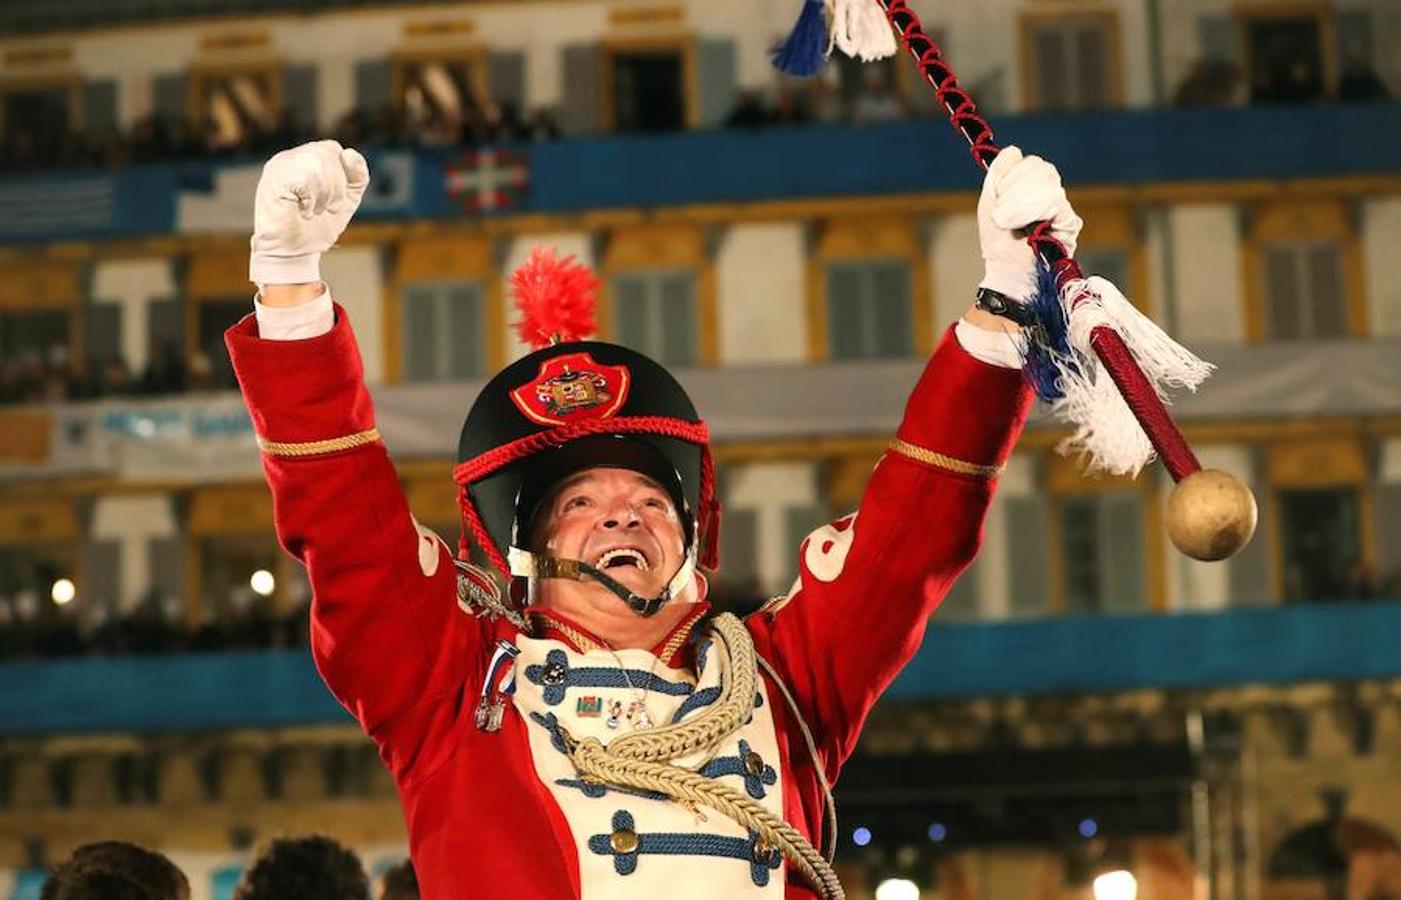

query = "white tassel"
[
  {"left": 1042, "top": 276, "right": 1215, "bottom": 478},
  {"left": 829, "top": 0, "right": 898, "bottom": 61}
]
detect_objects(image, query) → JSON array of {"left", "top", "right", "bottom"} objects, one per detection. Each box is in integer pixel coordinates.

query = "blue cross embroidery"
[
  {"left": 698, "top": 740, "right": 778, "bottom": 799},
  {"left": 528, "top": 712, "right": 570, "bottom": 754},
  {"left": 525, "top": 649, "right": 694, "bottom": 706},
  {"left": 555, "top": 778, "right": 668, "bottom": 802},
  {"left": 588, "top": 810, "right": 783, "bottom": 886},
  {"left": 671, "top": 684, "right": 764, "bottom": 725}
]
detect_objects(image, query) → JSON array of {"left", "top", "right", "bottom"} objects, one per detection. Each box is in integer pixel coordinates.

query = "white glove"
[
  {"left": 977, "top": 145, "right": 1083, "bottom": 300},
  {"left": 249, "top": 140, "right": 370, "bottom": 286}
]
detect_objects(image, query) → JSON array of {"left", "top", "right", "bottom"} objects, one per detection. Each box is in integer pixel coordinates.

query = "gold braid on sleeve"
[
  {"left": 888, "top": 437, "right": 1003, "bottom": 479},
  {"left": 257, "top": 428, "right": 382, "bottom": 458}
]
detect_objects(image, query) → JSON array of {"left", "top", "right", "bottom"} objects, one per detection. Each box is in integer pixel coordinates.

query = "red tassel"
[
  {"left": 699, "top": 447, "right": 721, "bottom": 571},
  {"left": 510, "top": 246, "right": 600, "bottom": 349}
]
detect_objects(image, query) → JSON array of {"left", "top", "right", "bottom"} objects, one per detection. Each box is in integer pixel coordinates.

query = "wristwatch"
[{"left": 974, "top": 287, "right": 1036, "bottom": 327}]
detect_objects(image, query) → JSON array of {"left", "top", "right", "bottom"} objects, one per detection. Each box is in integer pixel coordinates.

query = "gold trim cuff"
[
  {"left": 257, "top": 427, "right": 382, "bottom": 458},
  {"left": 888, "top": 437, "right": 1004, "bottom": 479}
]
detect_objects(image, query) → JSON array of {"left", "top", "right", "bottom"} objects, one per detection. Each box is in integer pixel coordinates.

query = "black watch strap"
[{"left": 974, "top": 287, "right": 1036, "bottom": 327}]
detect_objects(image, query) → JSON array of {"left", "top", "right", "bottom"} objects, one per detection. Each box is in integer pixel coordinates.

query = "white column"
[
  {"left": 716, "top": 223, "right": 806, "bottom": 364},
  {"left": 1166, "top": 444, "right": 1253, "bottom": 612},
  {"left": 322, "top": 246, "right": 386, "bottom": 383},
  {"left": 90, "top": 258, "right": 177, "bottom": 373},
  {"left": 502, "top": 233, "right": 596, "bottom": 361},
  {"left": 1363, "top": 197, "right": 1401, "bottom": 337},
  {"left": 978, "top": 453, "right": 1035, "bottom": 619},
  {"left": 1169, "top": 204, "right": 1246, "bottom": 345},
  {"left": 91, "top": 495, "right": 178, "bottom": 611},
  {"left": 931, "top": 213, "right": 981, "bottom": 327},
  {"left": 724, "top": 461, "right": 819, "bottom": 595}
]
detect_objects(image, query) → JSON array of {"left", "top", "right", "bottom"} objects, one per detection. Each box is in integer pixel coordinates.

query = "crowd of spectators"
[
  {"left": 40, "top": 837, "right": 417, "bottom": 900},
  {"left": 0, "top": 99, "right": 561, "bottom": 175},
  {"left": 0, "top": 344, "right": 222, "bottom": 407},
  {"left": 0, "top": 578, "right": 768, "bottom": 661},
  {"left": 0, "top": 588, "right": 313, "bottom": 661}
]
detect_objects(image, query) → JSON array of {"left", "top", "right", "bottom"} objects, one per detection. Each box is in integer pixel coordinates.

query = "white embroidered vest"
[{"left": 512, "top": 630, "right": 785, "bottom": 899}]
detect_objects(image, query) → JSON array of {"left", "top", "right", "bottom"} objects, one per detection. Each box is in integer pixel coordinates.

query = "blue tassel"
[
  {"left": 1020, "top": 259, "right": 1077, "bottom": 401},
  {"left": 772, "top": 0, "right": 829, "bottom": 77}
]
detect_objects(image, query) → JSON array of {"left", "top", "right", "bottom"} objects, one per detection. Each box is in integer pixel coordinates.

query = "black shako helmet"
[{"left": 451, "top": 248, "right": 719, "bottom": 617}]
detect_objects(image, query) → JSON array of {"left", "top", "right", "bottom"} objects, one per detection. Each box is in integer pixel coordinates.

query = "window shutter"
[
  {"left": 1060, "top": 497, "right": 1101, "bottom": 613},
  {"left": 152, "top": 73, "right": 187, "bottom": 125},
  {"left": 82, "top": 80, "right": 118, "bottom": 134},
  {"left": 83, "top": 539, "right": 121, "bottom": 610},
  {"left": 402, "top": 286, "right": 439, "bottom": 382},
  {"left": 1375, "top": 484, "right": 1401, "bottom": 597},
  {"left": 1197, "top": 15, "right": 1242, "bottom": 65},
  {"left": 658, "top": 273, "right": 698, "bottom": 367},
  {"left": 146, "top": 298, "right": 184, "bottom": 362},
  {"left": 147, "top": 537, "right": 185, "bottom": 609},
  {"left": 1263, "top": 246, "right": 1303, "bottom": 340},
  {"left": 560, "top": 44, "right": 604, "bottom": 136},
  {"left": 84, "top": 303, "right": 123, "bottom": 365},
  {"left": 826, "top": 263, "right": 864, "bottom": 360},
  {"left": 1074, "top": 24, "right": 1109, "bottom": 108},
  {"left": 1035, "top": 28, "right": 1072, "bottom": 110},
  {"left": 354, "top": 60, "right": 392, "bottom": 116},
  {"left": 940, "top": 556, "right": 981, "bottom": 620},
  {"left": 1098, "top": 491, "right": 1146, "bottom": 612},
  {"left": 696, "top": 39, "right": 738, "bottom": 129},
  {"left": 613, "top": 275, "right": 651, "bottom": 354},
  {"left": 487, "top": 51, "right": 527, "bottom": 120},
  {"left": 1307, "top": 244, "right": 1346, "bottom": 339},
  {"left": 716, "top": 507, "right": 759, "bottom": 594},
  {"left": 283, "top": 65, "right": 319, "bottom": 132},
  {"left": 870, "top": 261, "right": 913, "bottom": 358},
  {"left": 1006, "top": 496, "right": 1051, "bottom": 616},
  {"left": 445, "top": 284, "right": 484, "bottom": 379}
]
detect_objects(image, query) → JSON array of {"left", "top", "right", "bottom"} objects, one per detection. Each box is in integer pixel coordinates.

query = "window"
[
  {"left": 784, "top": 504, "right": 833, "bottom": 585},
  {"left": 194, "top": 69, "right": 279, "bottom": 149},
  {"left": 1261, "top": 242, "right": 1347, "bottom": 340},
  {"left": 612, "top": 270, "right": 698, "bottom": 367},
  {"left": 610, "top": 47, "right": 687, "bottom": 133},
  {"left": 1059, "top": 491, "right": 1146, "bottom": 614},
  {"left": 825, "top": 259, "right": 913, "bottom": 360},
  {"left": 1023, "top": 14, "right": 1119, "bottom": 111},
  {"left": 0, "top": 309, "right": 68, "bottom": 360},
  {"left": 2, "top": 85, "right": 72, "bottom": 155},
  {"left": 1244, "top": 13, "right": 1326, "bottom": 105},
  {"left": 198, "top": 533, "right": 281, "bottom": 636},
  {"left": 395, "top": 56, "right": 487, "bottom": 143},
  {"left": 1075, "top": 247, "right": 1130, "bottom": 292},
  {"left": 196, "top": 299, "right": 249, "bottom": 389},
  {"left": 402, "top": 282, "right": 487, "bottom": 382},
  {"left": 835, "top": 55, "right": 906, "bottom": 124},
  {"left": 1279, "top": 487, "right": 1362, "bottom": 602}
]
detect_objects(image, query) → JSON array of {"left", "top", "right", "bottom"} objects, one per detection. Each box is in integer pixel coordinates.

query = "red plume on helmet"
[{"left": 511, "top": 246, "right": 600, "bottom": 348}]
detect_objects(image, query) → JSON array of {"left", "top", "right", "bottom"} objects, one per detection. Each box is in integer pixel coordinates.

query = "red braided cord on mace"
[{"left": 878, "top": 0, "right": 1201, "bottom": 482}]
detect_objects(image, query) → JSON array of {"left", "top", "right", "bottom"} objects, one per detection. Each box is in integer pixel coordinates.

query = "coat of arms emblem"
[{"left": 510, "top": 352, "right": 631, "bottom": 426}]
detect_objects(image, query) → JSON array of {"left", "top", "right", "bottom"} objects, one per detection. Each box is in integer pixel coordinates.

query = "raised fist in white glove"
[
  {"left": 977, "top": 146, "right": 1082, "bottom": 300},
  {"left": 249, "top": 140, "right": 370, "bottom": 286}
]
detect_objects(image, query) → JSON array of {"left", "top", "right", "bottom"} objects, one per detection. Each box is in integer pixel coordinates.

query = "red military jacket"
[{"left": 226, "top": 308, "right": 1030, "bottom": 899}]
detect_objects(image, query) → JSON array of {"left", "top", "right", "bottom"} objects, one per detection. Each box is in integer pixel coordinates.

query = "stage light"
[
  {"left": 874, "top": 877, "right": 920, "bottom": 900},
  {"left": 926, "top": 823, "right": 947, "bottom": 842},
  {"left": 852, "top": 826, "right": 872, "bottom": 847},
  {"left": 1093, "top": 870, "right": 1137, "bottom": 900},
  {"left": 250, "top": 569, "right": 276, "bottom": 596},
  {"left": 51, "top": 578, "right": 76, "bottom": 606},
  {"left": 1079, "top": 817, "right": 1098, "bottom": 838}
]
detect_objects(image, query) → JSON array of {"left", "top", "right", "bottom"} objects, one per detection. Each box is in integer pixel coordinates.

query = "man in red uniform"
[{"left": 227, "top": 140, "right": 1079, "bottom": 899}]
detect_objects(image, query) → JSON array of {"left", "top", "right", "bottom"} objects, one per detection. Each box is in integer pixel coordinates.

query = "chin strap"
[{"left": 507, "top": 546, "right": 697, "bottom": 618}]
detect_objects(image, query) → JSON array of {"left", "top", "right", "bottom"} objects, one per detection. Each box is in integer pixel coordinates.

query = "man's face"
[{"left": 531, "top": 467, "right": 688, "bottom": 606}]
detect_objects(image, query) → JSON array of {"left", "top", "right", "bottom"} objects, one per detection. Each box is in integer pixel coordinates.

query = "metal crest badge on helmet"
[{"left": 509, "top": 352, "right": 632, "bottom": 427}]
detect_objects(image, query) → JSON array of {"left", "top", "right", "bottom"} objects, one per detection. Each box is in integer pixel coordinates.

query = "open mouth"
[{"left": 593, "top": 547, "right": 651, "bottom": 572}]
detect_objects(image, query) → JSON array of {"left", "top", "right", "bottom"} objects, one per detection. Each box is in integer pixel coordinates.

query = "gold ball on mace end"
[{"left": 1166, "top": 469, "right": 1259, "bottom": 562}]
